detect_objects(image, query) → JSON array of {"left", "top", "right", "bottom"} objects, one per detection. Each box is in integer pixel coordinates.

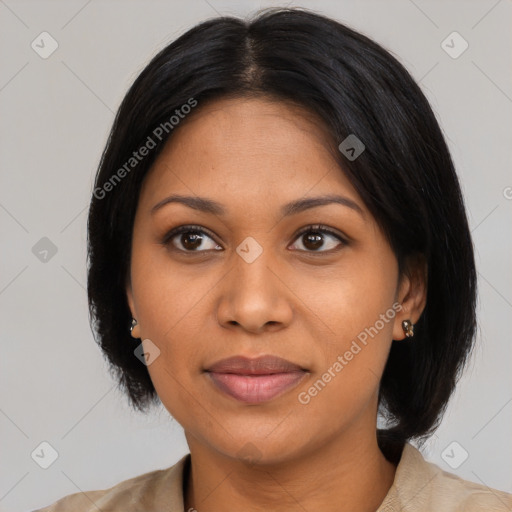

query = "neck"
[{"left": 183, "top": 429, "right": 399, "bottom": 512}]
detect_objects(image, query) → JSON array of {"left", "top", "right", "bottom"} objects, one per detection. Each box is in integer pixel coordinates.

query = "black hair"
[{"left": 87, "top": 7, "right": 477, "bottom": 453}]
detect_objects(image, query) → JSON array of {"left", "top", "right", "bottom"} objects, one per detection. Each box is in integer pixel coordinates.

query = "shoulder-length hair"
[{"left": 87, "top": 7, "right": 477, "bottom": 450}]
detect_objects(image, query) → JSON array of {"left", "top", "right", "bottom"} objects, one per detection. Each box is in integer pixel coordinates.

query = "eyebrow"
[{"left": 150, "top": 193, "right": 365, "bottom": 219}]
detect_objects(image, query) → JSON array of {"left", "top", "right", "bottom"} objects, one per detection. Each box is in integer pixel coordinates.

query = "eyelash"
[{"left": 161, "top": 224, "right": 348, "bottom": 255}]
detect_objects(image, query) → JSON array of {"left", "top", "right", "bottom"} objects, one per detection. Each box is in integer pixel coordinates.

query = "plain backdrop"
[{"left": 0, "top": 1, "right": 511, "bottom": 510}]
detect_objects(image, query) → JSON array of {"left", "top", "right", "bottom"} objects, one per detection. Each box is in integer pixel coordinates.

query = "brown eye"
[
  {"left": 163, "top": 226, "right": 222, "bottom": 252},
  {"left": 290, "top": 225, "right": 346, "bottom": 253},
  {"left": 162, "top": 224, "right": 346, "bottom": 255}
]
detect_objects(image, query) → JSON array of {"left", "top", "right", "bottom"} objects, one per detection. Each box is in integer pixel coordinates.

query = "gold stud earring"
[{"left": 402, "top": 319, "right": 414, "bottom": 338}]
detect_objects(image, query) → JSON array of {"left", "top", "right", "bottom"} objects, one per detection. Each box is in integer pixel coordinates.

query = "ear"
[
  {"left": 392, "top": 253, "right": 428, "bottom": 341},
  {"left": 126, "top": 278, "right": 141, "bottom": 339}
]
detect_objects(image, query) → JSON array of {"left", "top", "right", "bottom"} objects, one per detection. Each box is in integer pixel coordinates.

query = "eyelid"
[
  {"left": 161, "top": 223, "right": 348, "bottom": 252},
  {"left": 161, "top": 224, "right": 219, "bottom": 246},
  {"left": 293, "top": 224, "right": 348, "bottom": 245}
]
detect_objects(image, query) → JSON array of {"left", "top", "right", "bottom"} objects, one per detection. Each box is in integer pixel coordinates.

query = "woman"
[{"left": 34, "top": 7, "right": 512, "bottom": 512}]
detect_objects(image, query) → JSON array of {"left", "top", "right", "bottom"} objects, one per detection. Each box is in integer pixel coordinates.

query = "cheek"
[
  {"left": 130, "top": 241, "right": 208, "bottom": 336},
  {"left": 303, "top": 251, "right": 398, "bottom": 401},
  {"left": 128, "top": 247, "right": 208, "bottom": 398},
  {"left": 296, "top": 298, "right": 396, "bottom": 431},
  {"left": 310, "top": 250, "right": 398, "bottom": 339}
]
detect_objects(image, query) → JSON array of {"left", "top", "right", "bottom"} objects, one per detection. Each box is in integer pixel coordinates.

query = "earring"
[
  {"left": 402, "top": 319, "right": 414, "bottom": 338},
  {"left": 130, "top": 318, "right": 137, "bottom": 333}
]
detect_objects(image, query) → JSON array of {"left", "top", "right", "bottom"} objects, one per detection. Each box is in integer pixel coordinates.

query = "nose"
[{"left": 215, "top": 245, "right": 294, "bottom": 334}]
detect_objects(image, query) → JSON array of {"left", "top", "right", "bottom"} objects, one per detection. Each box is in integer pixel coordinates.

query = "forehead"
[{"left": 139, "top": 97, "right": 361, "bottom": 214}]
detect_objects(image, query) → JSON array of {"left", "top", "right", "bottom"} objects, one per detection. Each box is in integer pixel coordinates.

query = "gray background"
[{"left": 1, "top": 0, "right": 511, "bottom": 510}]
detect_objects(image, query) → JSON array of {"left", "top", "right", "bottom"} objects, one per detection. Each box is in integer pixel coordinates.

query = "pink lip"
[
  {"left": 207, "top": 372, "right": 307, "bottom": 403},
  {"left": 205, "top": 355, "right": 308, "bottom": 403}
]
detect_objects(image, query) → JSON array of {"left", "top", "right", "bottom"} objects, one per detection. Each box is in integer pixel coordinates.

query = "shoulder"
[
  {"left": 424, "top": 463, "right": 512, "bottom": 511},
  {"left": 32, "top": 454, "right": 190, "bottom": 512},
  {"left": 380, "top": 442, "right": 512, "bottom": 511},
  {"left": 379, "top": 443, "right": 512, "bottom": 512},
  {"left": 31, "top": 468, "right": 169, "bottom": 512}
]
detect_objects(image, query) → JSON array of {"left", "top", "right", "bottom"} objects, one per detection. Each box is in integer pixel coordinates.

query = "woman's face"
[{"left": 126, "top": 97, "right": 419, "bottom": 464}]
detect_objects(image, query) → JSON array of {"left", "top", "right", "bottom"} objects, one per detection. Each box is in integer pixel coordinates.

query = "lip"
[
  {"left": 205, "top": 355, "right": 308, "bottom": 404},
  {"left": 206, "top": 355, "right": 306, "bottom": 374}
]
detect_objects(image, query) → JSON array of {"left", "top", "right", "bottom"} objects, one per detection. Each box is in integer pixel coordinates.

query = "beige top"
[{"left": 33, "top": 442, "right": 512, "bottom": 511}]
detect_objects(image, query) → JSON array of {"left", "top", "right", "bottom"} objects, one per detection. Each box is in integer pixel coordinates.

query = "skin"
[{"left": 126, "top": 96, "right": 427, "bottom": 512}]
